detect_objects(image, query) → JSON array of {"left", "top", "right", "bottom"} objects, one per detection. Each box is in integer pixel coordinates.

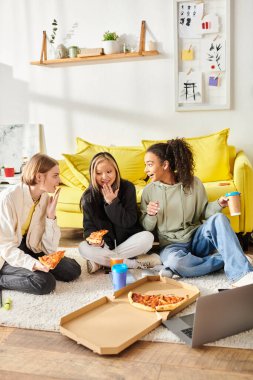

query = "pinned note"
[
  {"left": 209, "top": 76, "right": 221, "bottom": 87},
  {"left": 182, "top": 49, "right": 194, "bottom": 61}
]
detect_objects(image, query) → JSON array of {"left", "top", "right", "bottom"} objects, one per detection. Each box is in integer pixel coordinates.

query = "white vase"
[
  {"left": 102, "top": 40, "right": 120, "bottom": 55},
  {"left": 48, "top": 44, "right": 57, "bottom": 59}
]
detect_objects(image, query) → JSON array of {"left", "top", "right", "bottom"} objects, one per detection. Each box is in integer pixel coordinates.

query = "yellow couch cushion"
[
  {"left": 76, "top": 137, "right": 146, "bottom": 182},
  {"left": 57, "top": 185, "right": 83, "bottom": 213},
  {"left": 62, "top": 154, "right": 90, "bottom": 189},
  {"left": 141, "top": 129, "right": 232, "bottom": 182},
  {"left": 58, "top": 159, "right": 85, "bottom": 190}
]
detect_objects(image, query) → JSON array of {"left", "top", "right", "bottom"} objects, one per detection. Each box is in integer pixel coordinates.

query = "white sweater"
[{"left": 0, "top": 183, "right": 61, "bottom": 271}]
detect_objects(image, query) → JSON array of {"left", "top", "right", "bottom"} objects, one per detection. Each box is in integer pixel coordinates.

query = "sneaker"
[
  {"left": 231, "top": 272, "right": 253, "bottom": 288},
  {"left": 159, "top": 268, "right": 174, "bottom": 278},
  {"left": 136, "top": 253, "right": 162, "bottom": 269},
  {"left": 86, "top": 260, "right": 101, "bottom": 274}
]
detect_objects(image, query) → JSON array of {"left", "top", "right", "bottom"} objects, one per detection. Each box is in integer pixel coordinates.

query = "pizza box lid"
[{"left": 59, "top": 275, "right": 199, "bottom": 355}]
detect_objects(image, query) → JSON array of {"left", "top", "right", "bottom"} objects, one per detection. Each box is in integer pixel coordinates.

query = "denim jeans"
[
  {"left": 0, "top": 238, "right": 81, "bottom": 294},
  {"left": 160, "top": 213, "right": 253, "bottom": 283}
]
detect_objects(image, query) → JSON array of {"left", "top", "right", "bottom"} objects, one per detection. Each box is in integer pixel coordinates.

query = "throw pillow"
[
  {"left": 58, "top": 159, "right": 85, "bottom": 190},
  {"left": 62, "top": 154, "right": 90, "bottom": 189},
  {"left": 76, "top": 137, "right": 146, "bottom": 182},
  {"left": 141, "top": 129, "right": 231, "bottom": 182}
]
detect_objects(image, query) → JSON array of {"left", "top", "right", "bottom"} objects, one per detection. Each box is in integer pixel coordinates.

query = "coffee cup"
[
  {"left": 225, "top": 191, "right": 241, "bottom": 216},
  {"left": 110, "top": 257, "right": 123, "bottom": 268},
  {"left": 4, "top": 167, "right": 15, "bottom": 177},
  {"left": 111, "top": 263, "right": 128, "bottom": 291}
]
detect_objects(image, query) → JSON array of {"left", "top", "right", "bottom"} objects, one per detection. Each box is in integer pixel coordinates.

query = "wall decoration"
[
  {"left": 182, "top": 48, "right": 194, "bottom": 61},
  {"left": 208, "top": 75, "right": 221, "bottom": 87},
  {"left": 174, "top": 0, "right": 230, "bottom": 111},
  {"left": 0, "top": 124, "right": 42, "bottom": 173},
  {"left": 178, "top": 2, "right": 204, "bottom": 38},
  {"left": 199, "top": 14, "right": 219, "bottom": 34},
  {"left": 179, "top": 72, "right": 202, "bottom": 103},
  {"left": 201, "top": 38, "right": 226, "bottom": 71}
]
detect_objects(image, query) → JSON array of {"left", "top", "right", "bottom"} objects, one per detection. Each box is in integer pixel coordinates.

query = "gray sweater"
[{"left": 140, "top": 177, "right": 222, "bottom": 247}]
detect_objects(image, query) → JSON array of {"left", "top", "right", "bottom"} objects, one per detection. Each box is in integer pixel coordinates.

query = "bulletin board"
[{"left": 174, "top": 0, "right": 230, "bottom": 111}]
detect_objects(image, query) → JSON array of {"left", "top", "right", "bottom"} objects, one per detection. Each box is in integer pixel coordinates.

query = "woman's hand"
[
  {"left": 89, "top": 239, "right": 105, "bottom": 248},
  {"left": 218, "top": 196, "right": 228, "bottom": 208},
  {"left": 102, "top": 184, "right": 119, "bottom": 205},
  {"left": 147, "top": 201, "right": 160, "bottom": 216},
  {"left": 33, "top": 261, "right": 49, "bottom": 272},
  {"left": 47, "top": 188, "right": 61, "bottom": 219}
]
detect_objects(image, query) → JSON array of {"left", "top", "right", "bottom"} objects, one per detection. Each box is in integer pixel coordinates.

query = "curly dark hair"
[{"left": 147, "top": 138, "right": 195, "bottom": 189}]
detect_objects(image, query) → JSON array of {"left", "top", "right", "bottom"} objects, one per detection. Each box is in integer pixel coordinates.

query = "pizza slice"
[
  {"left": 86, "top": 230, "right": 108, "bottom": 244},
  {"left": 128, "top": 291, "right": 187, "bottom": 312},
  {"left": 39, "top": 250, "right": 65, "bottom": 270}
]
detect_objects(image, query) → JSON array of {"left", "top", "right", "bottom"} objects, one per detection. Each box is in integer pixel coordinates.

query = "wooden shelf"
[{"left": 30, "top": 50, "right": 159, "bottom": 66}]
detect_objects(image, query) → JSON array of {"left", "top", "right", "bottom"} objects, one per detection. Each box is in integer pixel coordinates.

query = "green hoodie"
[{"left": 140, "top": 177, "right": 222, "bottom": 247}]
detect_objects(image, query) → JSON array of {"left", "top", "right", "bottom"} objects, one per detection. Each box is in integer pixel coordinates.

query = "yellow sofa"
[{"left": 56, "top": 129, "right": 253, "bottom": 249}]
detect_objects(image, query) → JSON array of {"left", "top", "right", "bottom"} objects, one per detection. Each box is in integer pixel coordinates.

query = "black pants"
[{"left": 0, "top": 238, "right": 81, "bottom": 295}]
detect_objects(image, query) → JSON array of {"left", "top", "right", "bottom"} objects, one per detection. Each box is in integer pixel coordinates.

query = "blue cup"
[{"left": 111, "top": 263, "right": 128, "bottom": 291}]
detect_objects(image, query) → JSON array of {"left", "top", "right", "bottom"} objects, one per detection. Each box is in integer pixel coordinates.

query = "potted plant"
[
  {"left": 47, "top": 18, "right": 58, "bottom": 58},
  {"left": 102, "top": 31, "right": 120, "bottom": 54}
]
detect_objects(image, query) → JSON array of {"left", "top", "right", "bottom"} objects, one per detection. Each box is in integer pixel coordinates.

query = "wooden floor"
[{"left": 1, "top": 229, "right": 253, "bottom": 380}]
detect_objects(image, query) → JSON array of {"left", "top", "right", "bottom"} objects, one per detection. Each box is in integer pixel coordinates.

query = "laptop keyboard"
[{"left": 181, "top": 327, "right": 193, "bottom": 338}]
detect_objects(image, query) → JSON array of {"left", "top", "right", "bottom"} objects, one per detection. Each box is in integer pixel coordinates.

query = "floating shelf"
[{"left": 30, "top": 50, "right": 159, "bottom": 66}]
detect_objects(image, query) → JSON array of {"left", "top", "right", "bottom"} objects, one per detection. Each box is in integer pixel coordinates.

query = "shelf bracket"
[
  {"left": 40, "top": 31, "right": 47, "bottom": 64},
  {"left": 138, "top": 20, "right": 146, "bottom": 55}
]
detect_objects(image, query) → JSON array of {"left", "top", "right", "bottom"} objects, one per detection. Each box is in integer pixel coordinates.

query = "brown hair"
[
  {"left": 89, "top": 152, "right": 120, "bottom": 192},
  {"left": 21, "top": 153, "right": 58, "bottom": 186},
  {"left": 147, "top": 138, "right": 195, "bottom": 189}
]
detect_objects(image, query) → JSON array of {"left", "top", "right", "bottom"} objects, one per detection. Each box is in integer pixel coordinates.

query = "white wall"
[{"left": 0, "top": 0, "right": 252, "bottom": 162}]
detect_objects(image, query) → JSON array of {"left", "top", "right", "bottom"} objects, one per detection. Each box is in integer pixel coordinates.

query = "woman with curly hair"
[{"left": 140, "top": 138, "right": 253, "bottom": 287}]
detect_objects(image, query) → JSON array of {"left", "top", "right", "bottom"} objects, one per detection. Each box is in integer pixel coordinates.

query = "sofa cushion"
[
  {"left": 58, "top": 159, "right": 85, "bottom": 190},
  {"left": 76, "top": 137, "right": 146, "bottom": 182},
  {"left": 57, "top": 185, "right": 83, "bottom": 213},
  {"left": 141, "top": 129, "right": 232, "bottom": 182},
  {"left": 63, "top": 153, "right": 90, "bottom": 188}
]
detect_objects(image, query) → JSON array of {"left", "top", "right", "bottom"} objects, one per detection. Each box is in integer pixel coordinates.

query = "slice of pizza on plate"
[
  {"left": 86, "top": 230, "right": 108, "bottom": 244},
  {"left": 128, "top": 291, "right": 188, "bottom": 312},
  {"left": 39, "top": 250, "right": 65, "bottom": 270}
]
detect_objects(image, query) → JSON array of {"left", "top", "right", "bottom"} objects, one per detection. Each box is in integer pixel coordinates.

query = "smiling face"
[
  {"left": 95, "top": 159, "right": 117, "bottom": 189},
  {"left": 144, "top": 152, "right": 172, "bottom": 183},
  {"left": 36, "top": 165, "right": 60, "bottom": 193}
]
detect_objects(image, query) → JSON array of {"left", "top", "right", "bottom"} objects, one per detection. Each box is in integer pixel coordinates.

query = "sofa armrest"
[{"left": 233, "top": 151, "right": 253, "bottom": 233}]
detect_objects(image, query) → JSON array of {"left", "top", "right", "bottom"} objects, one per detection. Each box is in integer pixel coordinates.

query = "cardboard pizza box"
[{"left": 59, "top": 276, "right": 199, "bottom": 355}]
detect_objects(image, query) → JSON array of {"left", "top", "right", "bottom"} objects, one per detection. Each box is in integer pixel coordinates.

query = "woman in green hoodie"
[{"left": 140, "top": 138, "right": 253, "bottom": 288}]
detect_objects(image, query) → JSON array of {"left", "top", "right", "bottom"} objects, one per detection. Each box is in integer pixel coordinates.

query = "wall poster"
[{"left": 174, "top": 0, "right": 230, "bottom": 111}]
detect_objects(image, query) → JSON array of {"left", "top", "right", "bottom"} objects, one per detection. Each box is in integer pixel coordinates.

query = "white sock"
[{"left": 123, "top": 258, "right": 138, "bottom": 269}]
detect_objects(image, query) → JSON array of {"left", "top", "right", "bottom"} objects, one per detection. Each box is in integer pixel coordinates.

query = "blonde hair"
[
  {"left": 21, "top": 153, "right": 58, "bottom": 186},
  {"left": 89, "top": 152, "right": 120, "bottom": 192}
]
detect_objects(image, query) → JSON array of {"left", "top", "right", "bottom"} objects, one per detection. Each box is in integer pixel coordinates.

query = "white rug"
[{"left": 1, "top": 248, "right": 253, "bottom": 350}]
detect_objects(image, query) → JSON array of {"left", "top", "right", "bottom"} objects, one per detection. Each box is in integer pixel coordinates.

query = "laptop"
[{"left": 162, "top": 284, "right": 253, "bottom": 347}]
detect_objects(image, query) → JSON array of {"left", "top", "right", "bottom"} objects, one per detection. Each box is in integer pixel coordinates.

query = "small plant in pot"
[{"left": 102, "top": 30, "right": 120, "bottom": 54}]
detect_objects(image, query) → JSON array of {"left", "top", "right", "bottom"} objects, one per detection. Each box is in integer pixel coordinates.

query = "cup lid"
[
  {"left": 111, "top": 263, "right": 128, "bottom": 273},
  {"left": 225, "top": 191, "right": 240, "bottom": 197}
]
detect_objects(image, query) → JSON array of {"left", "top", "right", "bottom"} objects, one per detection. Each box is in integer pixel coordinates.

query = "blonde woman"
[
  {"left": 78, "top": 152, "right": 160, "bottom": 273},
  {"left": 0, "top": 153, "right": 81, "bottom": 294}
]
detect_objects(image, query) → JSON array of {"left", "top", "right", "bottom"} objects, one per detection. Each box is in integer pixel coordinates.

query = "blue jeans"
[{"left": 160, "top": 213, "right": 253, "bottom": 283}]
